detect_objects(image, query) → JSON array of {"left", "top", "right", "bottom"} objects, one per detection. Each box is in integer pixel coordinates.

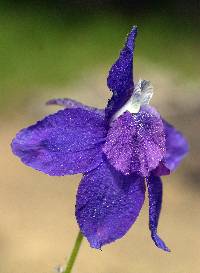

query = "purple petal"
[
  {"left": 106, "top": 26, "right": 138, "bottom": 120},
  {"left": 147, "top": 175, "right": 170, "bottom": 252},
  {"left": 46, "top": 98, "right": 105, "bottom": 117},
  {"left": 47, "top": 98, "right": 88, "bottom": 108},
  {"left": 11, "top": 108, "right": 106, "bottom": 176},
  {"left": 162, "top": 120, "right": 189, "bottom": 172},
  {"left": 76, "top": 159, "right": 145, "bottom": 249},
  {"left": 103, "top": 106, "right": 166, "bottom": 176}
]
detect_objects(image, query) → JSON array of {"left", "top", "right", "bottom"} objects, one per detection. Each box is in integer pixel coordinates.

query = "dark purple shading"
[
  {"left": 152, "top": 161, "right": 170, "bottom": 176},
  {"left": 11, "top": 108, "right": 106, "bottom": 176},
  {"left": 147, "top": 175, "right": 170, "bottom": 252},
  {"left": 103, "top": 106, "right": 166, "bottom": 176},
  {"left": 105, "top": 26, "right": 137, "bottom": 120},
  {"left": 47, "top": 98, "right": 105, "bottom": 117},
  {"left": 76, "top": 158, "right": 145, "bottom": 249},
  {"left": 153, "top": 120, "right": 189, "bottom": 176}
]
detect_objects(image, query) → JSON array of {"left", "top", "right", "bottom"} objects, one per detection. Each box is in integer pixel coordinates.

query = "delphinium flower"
[{"left": 11, "top": 26, "right": 188, "bottom": 259}]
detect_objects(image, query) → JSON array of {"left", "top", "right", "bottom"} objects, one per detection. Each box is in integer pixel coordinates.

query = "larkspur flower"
[{"left": 11, "top": 26, "right": 188, "bottom": 252}]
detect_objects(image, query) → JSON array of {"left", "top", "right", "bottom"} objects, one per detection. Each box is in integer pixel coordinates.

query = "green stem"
[{"left": 63, "top": 231, "right": 83, "bottom": 273}]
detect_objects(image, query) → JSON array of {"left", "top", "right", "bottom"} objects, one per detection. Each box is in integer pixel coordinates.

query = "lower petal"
[
  {"left": 147, "top": 175, "right": 170, "bottom": 252},
  {"left": 76, "top": 159, "right": 145, "bottom": 248}
]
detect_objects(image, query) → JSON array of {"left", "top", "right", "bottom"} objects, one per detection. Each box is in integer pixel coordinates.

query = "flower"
[{"left": 11, "top": 26, "right": 188, "bottom": 252}]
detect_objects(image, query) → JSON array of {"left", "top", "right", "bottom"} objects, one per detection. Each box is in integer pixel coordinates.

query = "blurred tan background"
[{"left": 0, "top": 1, "right": 200, "bottom": 273}]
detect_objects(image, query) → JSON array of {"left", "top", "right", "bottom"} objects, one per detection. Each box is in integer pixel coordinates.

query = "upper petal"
[
  {"left": 47, "top": 98, "right": 105, "bottom": 117},
  {"left": 147, "top": 175, "right": 170, "bottom": 252},
  {"left": 11, "top": 108, "right": 106, "bottom": 176},
  {"left": 103, "top": 106, "right": 166, "bottom": 176},
  {"left": 106, "top": 26, "right": 138, "bottom": 120},
  {"left": 76, "top": 158, "right": 145, "bottom": 249}
]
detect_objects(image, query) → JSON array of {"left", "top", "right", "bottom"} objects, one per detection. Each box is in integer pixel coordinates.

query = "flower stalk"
[{"left": 64, "top": 231, "right": 83, "bottom": 273}]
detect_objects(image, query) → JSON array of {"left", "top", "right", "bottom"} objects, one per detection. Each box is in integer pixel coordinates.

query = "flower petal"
[
  {"left": 153, "top": 120, "right": 189, "bottom": 176},
  {"left": 106, "top": 26, "right": 138, "bottom": 120},
  {"left": 11, "top": 108, "right": 106, "bottom": 176},
  {"left": 147, "top": 175, "right": 170, "bottom": 252},
  {"left": 162, "top": 120, "right": 189, "bottom": 171},
  {"left": 103, "top": 106, "right": 166, "bottom": 176},
  {"left": 76, "top": 159, "right": 145, "bottom": 248},
  {"left": 46, "top": 98, "right": 105, "bottom": 117}
]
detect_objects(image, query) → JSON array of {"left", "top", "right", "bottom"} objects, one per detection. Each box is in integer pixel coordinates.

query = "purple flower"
[{"left": 11, "top": 26, "right": 188, "bottom": 252}]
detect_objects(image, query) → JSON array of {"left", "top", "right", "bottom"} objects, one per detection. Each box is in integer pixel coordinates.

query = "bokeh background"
[{"left": 0, "top": 1, "right": 200, "bottom": 272}]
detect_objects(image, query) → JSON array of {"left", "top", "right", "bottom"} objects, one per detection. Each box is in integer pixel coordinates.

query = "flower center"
[{"left": 111, "top": 79, "right": 153, "bottom": 122}]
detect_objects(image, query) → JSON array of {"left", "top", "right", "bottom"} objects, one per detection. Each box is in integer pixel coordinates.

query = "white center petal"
[{"left": 111, "top": 79, "right": 154, "bottom": 122}]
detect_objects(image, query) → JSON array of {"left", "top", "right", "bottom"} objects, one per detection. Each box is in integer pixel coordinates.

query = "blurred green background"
[
  {"left": 0, "top": 1, "right": 200, "bottom": 273},
  {"left": 1, "top": 0, "right": 199, "bottom": 113}
]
